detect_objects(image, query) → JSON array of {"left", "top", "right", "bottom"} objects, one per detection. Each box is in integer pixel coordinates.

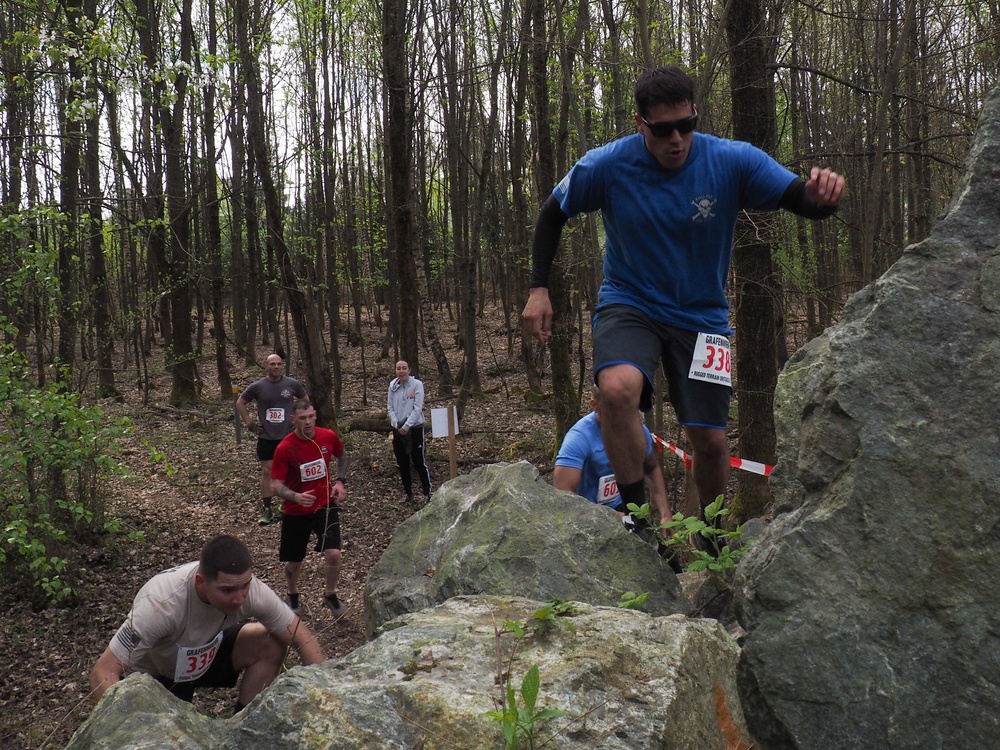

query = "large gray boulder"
[
  {"left": 67, "top": 596, "right": 750, "bottom": 750},
  {"left": 364, "top": 461, "right": 689, "bottom": 635},
  {"left": 735, "top": 87, "right": 1000, "bottom": 748},
  {"left": 63, "top": 672, "right": 220, "bottom": 749}
]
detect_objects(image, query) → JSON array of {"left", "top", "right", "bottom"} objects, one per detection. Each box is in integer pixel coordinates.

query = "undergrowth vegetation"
[{"left": 0, "top": 333, "right": 138, "bottom": 606}]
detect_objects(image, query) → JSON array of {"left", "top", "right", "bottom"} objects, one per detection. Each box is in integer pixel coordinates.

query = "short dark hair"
[
  {"left": 634, "top": 66, "right": 696, "bottom": 118},
  {"left": 199, "top": 535, "right": 253, "bottom": 580},
  {"left": 292, "top": 397, "right": 313, "bottom": 414}
]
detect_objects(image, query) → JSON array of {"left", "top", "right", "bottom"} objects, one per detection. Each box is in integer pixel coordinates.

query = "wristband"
[{"left": 336, "top": 477, "right": 346, "bottom": 485}]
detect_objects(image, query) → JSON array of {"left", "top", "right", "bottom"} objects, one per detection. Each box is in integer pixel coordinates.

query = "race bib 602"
[{"left": 299, "top": 457, "right": 327, "bottom": 483}]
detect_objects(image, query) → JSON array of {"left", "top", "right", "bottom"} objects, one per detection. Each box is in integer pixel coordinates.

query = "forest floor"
[{"left": 0, "top": 311, "right": 703, "bottom": 749}]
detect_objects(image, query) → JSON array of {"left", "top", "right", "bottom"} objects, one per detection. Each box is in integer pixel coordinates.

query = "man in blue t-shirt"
[
  {"left": 554, "top": 390, "right": 681, "bottom": 572},
  {"left": 523, "top": 65, "right": 845, "bottom": 520},
  {"left": 554, "top": 391, "right": 667, "bottom": 517}
]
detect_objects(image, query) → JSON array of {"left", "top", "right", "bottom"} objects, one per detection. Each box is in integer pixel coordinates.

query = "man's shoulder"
[
  {"left": 694, "top": 132, "right": 781, "bottom": 168},
  {"left": 135, "top": 561, "right": 198, "bottom": 612},
  {"left": 316, "top": 426, "right": 343, "bottom": 446},
  {"left": 561, "top": 413, "right": 599, "bottom": 446},
  {"left": 150, "top": 560, "right": 199, "bottom": 582},
  {"left": 273, "top": 431, "right": 298, "bottom": 454},
  {"left": 580, "top": 134, "right": 645, "bottom": 168},
  {"left": 275, "top": 375, "right": 304, "bottom": 391},
  {"left": 241, "top": 377, "right": 266, "bottom": 395}
]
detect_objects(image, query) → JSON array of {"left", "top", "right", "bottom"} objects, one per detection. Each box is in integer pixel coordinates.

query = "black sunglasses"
[{"left": 640, "top": 112, "right": 699, "bottom": 138}]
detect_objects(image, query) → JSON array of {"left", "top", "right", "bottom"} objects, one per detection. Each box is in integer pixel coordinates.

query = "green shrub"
[{"left": 0, "top": 338, "right": 131, "bottom": 604}]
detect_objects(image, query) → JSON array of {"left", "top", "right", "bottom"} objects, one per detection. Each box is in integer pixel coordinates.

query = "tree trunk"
[
  {"left": 200, "top": 0, "right": 231, "bottom": 399},
  {"left": 529, "top": 0, "right": 577, "bottom": 441},
  {"left": 85, "top": 0, "right": 118, "bottom": 400},
  {"left": 726, "top": 0, "right": 781, "bottom": 523},
  {"left": 510, "top": 11, "right": 542, "bottom": 395},
  {"left": 56, "top": 0, "right": 84, "bottom": 377},
  {"left": 162, "top": 0, "right": 199, "bottom": 406},
  {"left": 320, "top": 11, "right": 343, "bottom": 412},
  {"left": 235, "top": 0, "right": 336, "bottom": 426},
  {"left": 227, "top": 67, "right": 250, "bottom": 363},
  {"left": 382, "top": 0, "right": 420, "bottom": 371}
]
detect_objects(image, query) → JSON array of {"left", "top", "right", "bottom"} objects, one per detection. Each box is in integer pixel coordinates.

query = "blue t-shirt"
[
  {"left": 555, "top": 412, "right": 654, "bottom": 508},
  {"left": 553, "top": 132, "right": 796, "bottom": 334}
]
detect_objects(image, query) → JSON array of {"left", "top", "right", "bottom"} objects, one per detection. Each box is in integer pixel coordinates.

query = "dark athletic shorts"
[
  {"left": 279, "top": 505, "right": 341, "bottom": 562},
  {"left": 592, "top": 304, "right": 731, "bottom": 429},
  {"left": 256, "top": 438, "right": 282, "bottom": 462},
  {"left": 155, "top": 622, "right": 245, "bottom": 702}
]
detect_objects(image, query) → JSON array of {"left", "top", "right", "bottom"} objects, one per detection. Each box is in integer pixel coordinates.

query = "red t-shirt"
[{"left": 270, "top": 428, "right": 345, "bottom": 516}]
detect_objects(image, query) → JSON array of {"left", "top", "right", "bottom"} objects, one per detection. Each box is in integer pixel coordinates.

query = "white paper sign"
[{"left": 431, "top": 407, "right": 460, "bottom": 438}]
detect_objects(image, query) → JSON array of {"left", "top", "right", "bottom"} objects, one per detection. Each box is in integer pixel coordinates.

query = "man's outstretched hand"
[
  {"left": 805, "top": 166, "right": 845, "bottom": 207},
  {"left": 522, "top": 287, "right": 553, "bottom": 345}
]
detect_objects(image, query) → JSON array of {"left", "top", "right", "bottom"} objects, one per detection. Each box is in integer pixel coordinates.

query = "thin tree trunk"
[
  {"left": 235, "top": 0, "right": 336, "bottom": 426},
  {"left": 56, "top": 0, "right": 84, "bottom": 376},
  {"left": 201, "top": 0, "right": 231, "bottom": 399},
  {"left": 85, "top": 0, "right": 118, "bottom": 399},
  {"left": 162, "top": 0, "right": 199, "bottom": 406},
  {"left": 383, "top": 0, "right": 421, "bottom": 370},
  {"left": 320, "top": 10, "right": 343, "bottom": 411},
  {"left": 530, "top": 0, "right": 577, "bottom": 441},
  {"left": 726, "top": 0, "right": 780, "bottom": 523}
]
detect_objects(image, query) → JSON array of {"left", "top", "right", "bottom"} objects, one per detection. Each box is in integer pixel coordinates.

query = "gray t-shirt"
[
  {"left": 108, "top": 561, "right": 294, "bottom": 682},
  {"left": 241, "top": 375, "right": 306, "bottom": 441}
]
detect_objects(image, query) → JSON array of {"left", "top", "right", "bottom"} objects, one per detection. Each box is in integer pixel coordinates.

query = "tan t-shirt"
[{"left": 108, "top": 561, "right": 294, "bottom": 681}]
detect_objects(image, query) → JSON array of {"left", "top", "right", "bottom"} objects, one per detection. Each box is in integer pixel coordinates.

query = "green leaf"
[{"left": 520, "top": 664, "right": 540, "bottom": 712}]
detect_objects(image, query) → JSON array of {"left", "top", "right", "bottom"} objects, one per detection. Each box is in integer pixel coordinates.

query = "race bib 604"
[{"left": 598, "top": 473, "right": 621, "bottom": 506}]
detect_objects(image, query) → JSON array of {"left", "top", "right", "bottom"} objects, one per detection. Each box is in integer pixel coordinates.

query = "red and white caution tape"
[{"left": 652, "top": 434, "right": 774, "bottom": 477}]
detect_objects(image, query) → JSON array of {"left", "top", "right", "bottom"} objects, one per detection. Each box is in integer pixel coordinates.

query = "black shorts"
[
  {"left": 279, "top": 505, "right": 341, "bottom": 562},
  {"left": 154, "top": 623, "right": 245, "bottom": 702},
  {"left": 256, "top": 438, "right": 282, "bottom": 462},
  {"left": 592, "top": 304, "right": 731, "bottom": 429}
]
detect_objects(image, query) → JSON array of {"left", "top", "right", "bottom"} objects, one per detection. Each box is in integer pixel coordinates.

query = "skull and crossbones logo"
[{"left": 691, "top": 196, "right": 716, "bottom": 222}]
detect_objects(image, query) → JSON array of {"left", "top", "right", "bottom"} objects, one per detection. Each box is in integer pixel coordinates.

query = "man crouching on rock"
[{"left": 89, "top": 534, "right": 325, "bottom": 712}]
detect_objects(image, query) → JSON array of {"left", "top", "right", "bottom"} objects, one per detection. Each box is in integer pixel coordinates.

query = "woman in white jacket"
[{"left": 388, "top": 360, "right": 432, "bottom": 503}]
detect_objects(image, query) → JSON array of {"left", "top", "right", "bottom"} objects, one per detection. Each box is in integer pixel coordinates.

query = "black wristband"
[{"left": 336, "top": 477, "right": 346, "bottom": 485}]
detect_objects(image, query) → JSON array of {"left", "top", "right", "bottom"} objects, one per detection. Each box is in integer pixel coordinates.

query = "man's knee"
[
  {"left": 232, "top": 623, "right": 287, "bottom": 671},
  {"left": 323, "top": 548, "right": 341, "bottom": 566},
  {"left": 596, "top": 366, "right": 644, "bottom": 410},
  {"left": 686, "top": 427, "right": 728, "bottom": 458}
]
